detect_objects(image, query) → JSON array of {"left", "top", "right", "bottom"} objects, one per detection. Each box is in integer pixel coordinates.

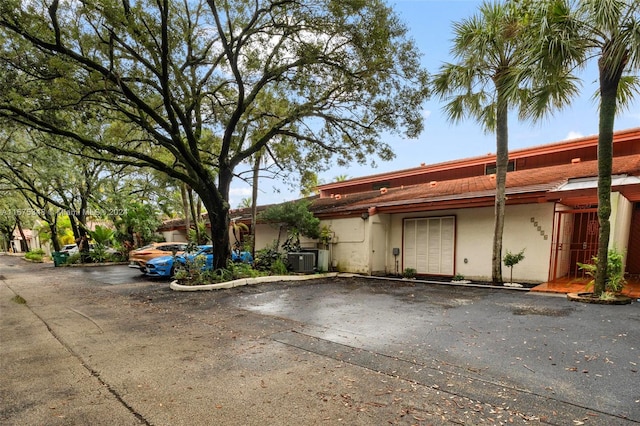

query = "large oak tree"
[{"left": 0, "top": 0, "right": 429, "bottom": 268}]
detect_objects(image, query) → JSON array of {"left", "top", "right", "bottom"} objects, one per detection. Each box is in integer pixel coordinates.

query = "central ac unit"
[{"left": 287, "top": 252, "right": 315, "bottom": 273}]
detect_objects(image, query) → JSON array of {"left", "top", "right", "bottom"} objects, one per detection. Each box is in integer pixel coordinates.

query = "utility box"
[
  {"left": 317, "top": 249, "right": 329, "bottom": 272},
  {"left": 288, "top": 252, "right": 316, "bottom": 273}
]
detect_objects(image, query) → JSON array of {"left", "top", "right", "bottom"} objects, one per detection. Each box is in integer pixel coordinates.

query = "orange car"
[{"left": 128, "top": 242, "right": 189, "bottom": 271}]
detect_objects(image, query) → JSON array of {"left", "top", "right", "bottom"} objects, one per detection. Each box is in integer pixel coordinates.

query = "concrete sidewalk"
[{"left": 2, "top": 258, "right": 639, "bottom": 425}]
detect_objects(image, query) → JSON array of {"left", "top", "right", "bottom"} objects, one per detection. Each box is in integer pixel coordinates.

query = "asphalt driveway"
[{"left": 1, "top": 256, "right": 639, "bottom": 425}]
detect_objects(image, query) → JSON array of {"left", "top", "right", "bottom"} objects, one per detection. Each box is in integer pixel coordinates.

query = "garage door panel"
[{"left": 404, "top": 217, "right": 455, "bottom": 275}]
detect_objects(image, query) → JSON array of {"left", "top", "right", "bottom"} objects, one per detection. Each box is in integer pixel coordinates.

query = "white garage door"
[{"left": 403, "top": 217, "right": 455, "bottom": 275}]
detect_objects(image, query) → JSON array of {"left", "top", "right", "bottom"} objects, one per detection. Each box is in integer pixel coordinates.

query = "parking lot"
[{"left": 1, "top": 256, "right": 639, "bottom": 425}]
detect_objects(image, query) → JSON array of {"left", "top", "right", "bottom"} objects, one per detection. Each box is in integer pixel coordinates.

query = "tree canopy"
[{"left": 0, "top": 0, "right": 429, "bottom": 268}]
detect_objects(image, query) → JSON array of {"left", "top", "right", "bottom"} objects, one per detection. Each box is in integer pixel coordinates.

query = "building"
[{"left": 161, "top": 127, "right": 640, "bottom": 283}]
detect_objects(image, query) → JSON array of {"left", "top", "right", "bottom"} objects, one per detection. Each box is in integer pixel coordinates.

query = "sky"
[{"left": 227, "top": 0, "right": 640, "bottom": 208}]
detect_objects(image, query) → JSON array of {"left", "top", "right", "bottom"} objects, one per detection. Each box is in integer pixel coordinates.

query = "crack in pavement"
[{"left": 4, "top": 282, "right": 152, "bottom": 426}]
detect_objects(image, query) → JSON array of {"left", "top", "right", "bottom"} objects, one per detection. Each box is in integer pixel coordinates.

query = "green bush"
[
  {"left": 254, "top": 242, "right": 285, "bottom": 272},
  {"left": 271, "top": 258, "right": 288, "bottom": 275},
  {"left": 403, "top": 268, "right": 417, "bottom": 279},
  {"left": 65, "top": 252, "right": 81, "bottom": 264},
  {"left": 578, "top": 248, "right": 626, "bottom": 295},
  {"left": 503, "top": 248, "right": 525, "bottom": 284},
  {"left": 24, "top": 251, "right": 43, "bottom": 262},
  {"left": 89, "top": 244, "right": 109, "bottom": 263}
]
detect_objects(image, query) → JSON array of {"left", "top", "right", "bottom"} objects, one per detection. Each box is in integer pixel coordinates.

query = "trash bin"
[{"left": 52, "top": 251, "right": 69, "bottom": 267}]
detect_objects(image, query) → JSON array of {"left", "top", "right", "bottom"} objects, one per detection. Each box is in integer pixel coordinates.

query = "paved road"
[{"left": 1, "top": 256, "right": 639, "bottom": 425}]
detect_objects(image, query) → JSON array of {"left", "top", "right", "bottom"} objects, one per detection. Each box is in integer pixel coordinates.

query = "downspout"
[{"left": 366, "top": 207, "right": 377, "bottom": 276}]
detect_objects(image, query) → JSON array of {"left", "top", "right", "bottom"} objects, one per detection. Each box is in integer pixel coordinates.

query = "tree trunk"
[
  {"left": 15, "top": 215, "right": 29, "bottom": 252},
  {"left": 180, "top": 184, "right": 191, "bottom": 239},
  {"left": 197, "top": 169, "right": 232, "bottom": 270},
  {"left": 492, "top": 99, "right": 509, "bottom": 285},
  {"left": 250, "top": 152, "right": 261, "bottom": 256},
  {"left": 46, "top": 210, "right": 61, "bottom": 252},
  {"left": 187, "top": 187, "right": 199, "bottom": 242},
  {"left": 594, "top": 55, "right": 623, "bottom": 296}
]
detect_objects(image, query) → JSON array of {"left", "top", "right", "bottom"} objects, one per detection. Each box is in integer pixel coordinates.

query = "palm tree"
[
  {"left": 573, "top": 0, "right": 640, "bottom": 296},
  {"left": 432, "top": 0, "right": 579, "bottom": 284},
  {"left": 538, "top": 0, "right": 640, "bottom": 295}
]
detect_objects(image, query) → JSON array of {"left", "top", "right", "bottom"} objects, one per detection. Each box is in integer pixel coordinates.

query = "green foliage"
[
  {"left": 403, "top": 268, "right": 417, "bottom": 279},
  {"left": 175, "top": 255, "right": 269, "bottom": 286},
  {"left": 24, "top": 251, "right": 43, "bottom": 262},
  {"left": 115, "top": 203, "right": 162, "bottom": 247},
  {"left": 88, "top": 225, "right": 114, "bottom": 245},
  {"left": 0, "top": 0, "right": 429, "bottom": 272},
  {"left": 254, "top": 241, "right": 286, "bottom": 272},
  {"left": 89, "top": 244, "right": 109, "bottom": 263},
  {"left": 226, "top": 261, "right": 261, "bottom": 279},
  {"left": 174, "top": 255, "right": 209, "bottom": 286},
  {"left": 320, "top": 225, "right": 333, "bottom": 248},
  {"left": 188, "top": 222, "right": 210, "bottom": 245},
  {"left": 260, "top": 200, "right": 320, "bottom": 252},
  {"left": 503, "top": 249, "right": 525, "bottom": 267},
  {"left": 578, "top": 248, "right": 627, "bottom": 296},
  {"left": 453, "top": 273, "right": 465, "bottom": 281},
  {"left": 270, "top": 258, "right": 289, "bottom": 276},
  {"left": 65, "top": 252, "right": 81, "bottom": 264},
  {"left": 503, "top": 248, "right": 525, "bottom": 284}
]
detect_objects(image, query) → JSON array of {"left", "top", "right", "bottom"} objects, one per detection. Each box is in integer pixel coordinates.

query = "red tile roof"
[{"left": 311, "top": 154, "right": 640, "bottom": 216}]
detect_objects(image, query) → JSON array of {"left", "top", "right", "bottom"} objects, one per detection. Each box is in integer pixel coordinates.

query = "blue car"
[{"left": 144, "top": 245, "right": 253, "bottom": 278}]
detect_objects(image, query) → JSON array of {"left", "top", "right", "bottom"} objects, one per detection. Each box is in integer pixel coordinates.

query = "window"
[{"left": 485, "top": 160, "right": 515, "bottom": 175}]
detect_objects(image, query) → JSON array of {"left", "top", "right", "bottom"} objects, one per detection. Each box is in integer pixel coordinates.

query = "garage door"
[{"left": 403, "top": 217, "right": 455, "bottom": 275}]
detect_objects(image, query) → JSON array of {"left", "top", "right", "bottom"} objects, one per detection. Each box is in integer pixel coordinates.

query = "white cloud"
[
  {"left": 229, "top": 186, "right": 252, "bottom": 209},
  {"left": 422, "top": 109, "right": 432, "bottom": 120},
  {"left": 564, "top": 131, "right": 583, "bottom": 140}
]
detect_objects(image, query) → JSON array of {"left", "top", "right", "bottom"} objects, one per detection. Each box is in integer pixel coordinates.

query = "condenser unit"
[{"left": 287, "top": 252, "right": 316, "bottom": 273}]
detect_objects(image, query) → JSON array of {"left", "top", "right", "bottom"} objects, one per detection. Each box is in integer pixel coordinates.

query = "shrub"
[
  {"left": 403, "top": 268, "right": 417, "bottom": 279},
  {"left": 89, "top": 244, "right": 109, "bottom": 263},
  {"left": 503, "top": 248, "right": 525, "bottom": 284},
  {"left": 271, "top": 258, "right": 288, "bottom": 275},
  {"left": 254, "top": 242, "right": 284, "bottom": 272},
  {"left": 174, "top": 255, "right": 208, "bottom": 285},
  {"left": 578, "top": 248, "right": 626, "bottom": 295},
  {"left": 24, "top": 251, "right": 43, "bottom": 262}
]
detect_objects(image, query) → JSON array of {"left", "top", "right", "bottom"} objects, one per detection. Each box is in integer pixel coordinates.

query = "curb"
[
  {"left": 567, "top": 292, "right": 633, "bottom": 305},
  {"left": 169, "top": 272, "right": 534, "bottom": 293},
  {"left": 170, "top": 272, "right": 347, "bottom": 291}
]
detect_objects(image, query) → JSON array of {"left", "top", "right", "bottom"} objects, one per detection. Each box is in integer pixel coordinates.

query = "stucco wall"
[
  {"left": 384, "top": 203, "right": 555, "bottom": 283},
  {"left": 318, "top": 217, "right": 370, "bottom": 274},
  {"left": 610, "top": 192, "right": 632, "bottom": 261},
  {"left": 161, "top": 231, "right": 188, "bottom": 243},
  {"left": 253, "top": 223, "right": 281, "bottom": 250}
]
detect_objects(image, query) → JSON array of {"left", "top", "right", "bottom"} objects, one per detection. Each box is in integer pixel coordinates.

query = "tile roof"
[{"left": 311, "top": 154, "right": 640, "bottom": 215}]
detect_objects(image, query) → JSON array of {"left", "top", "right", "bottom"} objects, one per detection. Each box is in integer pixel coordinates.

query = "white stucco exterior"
[
  {"left": 610, "top": 192, "right": 632, "bottom": 262},
  {"left": 317, "top": 202, "right": 556, "bottom": 283}
]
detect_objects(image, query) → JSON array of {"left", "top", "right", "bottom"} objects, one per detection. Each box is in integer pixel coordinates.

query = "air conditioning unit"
[{"left": 287, "top": 252, "right": 316, "bottom": 273}]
